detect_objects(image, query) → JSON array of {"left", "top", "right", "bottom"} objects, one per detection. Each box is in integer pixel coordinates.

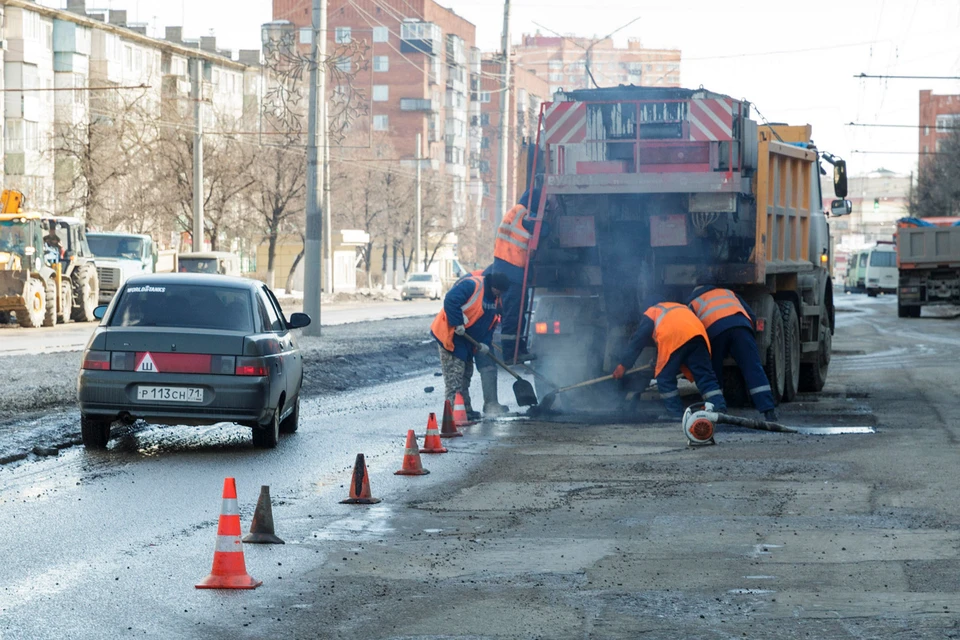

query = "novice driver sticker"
[{"left": 136, "top": 352, "right": 158, "bottom": 373}]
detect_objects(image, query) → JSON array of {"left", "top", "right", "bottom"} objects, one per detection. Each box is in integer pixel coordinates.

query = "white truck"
[{"left": 86, "top": 232, "right": 158, "bottom": 303}]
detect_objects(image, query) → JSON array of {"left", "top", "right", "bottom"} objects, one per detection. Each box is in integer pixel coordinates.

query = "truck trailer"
[
  {"left": 514, "top": 86, "right": 850, "bottom": 409},
  {"left": 896, "top": 217, "right": 960, "bottom": 317}
]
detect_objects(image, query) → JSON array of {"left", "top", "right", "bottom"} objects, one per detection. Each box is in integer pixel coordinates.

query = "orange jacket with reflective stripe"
[
  {"left": 645, "top": 302, "right": 711, "bottom": 375},
  {"left": 493, "top": 204, "right": 532, "bottom": 267},
  {"left": 430, "top": 275, "right": 486, "bottom": 352},
  {"left": 688, "top": 288, "right": 751, "bottom": 331}
]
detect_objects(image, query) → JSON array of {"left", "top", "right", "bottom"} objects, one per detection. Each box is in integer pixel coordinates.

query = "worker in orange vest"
[
  {"left": 687, "top": 285, "right": 779, "bottom": 422},
  {"left": 492, "top": 188, "right": 541, "bottom": 363},
  {"left": 612, "top": 300, "right": 726, "bottom": 418},
  {"left": 431, "top": 270, "right": 511, "bottom": 420}
]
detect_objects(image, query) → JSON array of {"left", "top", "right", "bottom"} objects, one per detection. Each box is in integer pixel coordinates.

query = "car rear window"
[
  {"left": 408, "top": 274, "right": 433, "bottom": 282},
  {"left": 110, "top": 283, "right": 254, "bottom": 332}
]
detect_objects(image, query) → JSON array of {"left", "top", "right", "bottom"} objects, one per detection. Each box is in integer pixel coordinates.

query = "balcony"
[
  {"left": 400, "top": 98, "right": 438, "bottom": 113},
  {"left": 400, "top": 21, "right": 441, "bottom": 55}
]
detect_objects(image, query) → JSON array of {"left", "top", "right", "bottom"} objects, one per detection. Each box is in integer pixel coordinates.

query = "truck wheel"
[
  {"left": 799, "top": 312, "right": 831, "bottom": 392},
  {"left": 778, "top": 300, "right": 800, "bottom": 403},
  {"left": 897, "top": 302, "right": 921, "bottom": 318},
  {"left": 80, "top": 415, "right": 112, "bottom": 450},
  {"left": 722, "top": 368, "right": 750, "bottom": 408},
  {"left": 762, "top": 305, "right": 785, "bottom": 406},
  {"left": 59, "top": 280, "right": 73, "bottom": 324},
  {"left": 71, "top": 264, "right": 97, "bottom": 322},
  {"left": 42, "top": 278, "right": 57, "bottom": 327},
  {"left": 16, "top": 277, "right": 46, "bottom": 328}
]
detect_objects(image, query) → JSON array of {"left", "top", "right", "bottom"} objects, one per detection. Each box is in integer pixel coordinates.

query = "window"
[
  {"left": 373, "top": 26, "right": 389, "bottom": 42},
  {"left": 373, "top": 56, "right": 389, "bottom": 72},
  {"left": 548, "top": 73, "right": 563, "bottom": 82},
  {"left": 110, "top": 284, "right": 254, "bottom": 333},
  {"left": 335, "top": 57, "right": 351, "bottom": 72},
  {"left": 936, "top": 114, "right": 960, "bottom": 132},
  {"left": 481, "top": 136, "right": 489, "bottom": 149},
  {"left": 335, "top": 27, "right": 351, "bottom": 43},
  {"left": 548, "top": 60, "right": 562, "bottom": 70},
  {"left": 479, "top": 91, "right": 491, "bottom": 103},
  {"left": 481, "top": 113, "right": 490, "bottom": 126},
  {"left": 23, "top": 11, "right": 41, "bottom": 40},
  {"left": 924, "top": 125, "right": 930, "bottom": 136},
  {"left": 479, "top": 160, "right": 490, "bottom": 173},
  {"left": 372, "top": 85, "right": 389, "bottom": 101},
  {"left": 257, "top": 288, "right": 285, "bottom": 332},
  {"left": 373, "top": 115, "right": 389, "bottom": 131},
  {"left": 24, "top": 122, "right": 39, "bottom": 152},
  {"left": 869, "top": 251, "right": 896, "bottom": 268},
  {"left": 124, "top": 45, "right": 133, "bottom": 71},
  {"left": 858, "top": 253, "right": 867, "bottom": 267},
  {"left": 299, "top": 27, "right": 313, "bottom": 45}
]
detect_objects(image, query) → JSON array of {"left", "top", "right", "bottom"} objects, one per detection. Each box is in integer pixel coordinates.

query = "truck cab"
[{"left": 86, "top": 232, "right": 157, "bottom": 303}]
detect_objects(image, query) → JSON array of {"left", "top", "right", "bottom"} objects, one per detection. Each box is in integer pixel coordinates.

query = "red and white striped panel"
[
  {"left": 543, "top": 101, "right": 587, "bottom": 145},
  {"left": 687, "top": 98, "right": 733, "bottom": 141}
]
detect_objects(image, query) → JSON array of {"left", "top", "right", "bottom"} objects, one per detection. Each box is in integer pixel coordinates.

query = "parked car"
[
  {"left": 401, "top": 272, "right": 442, "bottom": 300},
  {"left": 77, "top": 273, "right": 310, "bottom": 450}
]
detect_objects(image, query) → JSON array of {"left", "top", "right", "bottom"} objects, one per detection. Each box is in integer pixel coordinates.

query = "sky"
[{"left": 41, "top": 0, "right": 960, "bottom": 177}]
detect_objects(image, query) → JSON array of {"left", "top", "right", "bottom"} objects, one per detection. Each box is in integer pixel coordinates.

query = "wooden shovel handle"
[{"left": 553, "top": 365, "right": 652, "bottom": 394}]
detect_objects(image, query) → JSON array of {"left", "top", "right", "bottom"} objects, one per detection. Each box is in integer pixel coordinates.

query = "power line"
[
  {"left": 851, "top": 150, "right": 944, "bottom": 154},
  {"left": 847, "top": 122, "right": 960, "bottom": 130},
  {"left": 855, "top": 73, "right": 960, "bottom": 80}
]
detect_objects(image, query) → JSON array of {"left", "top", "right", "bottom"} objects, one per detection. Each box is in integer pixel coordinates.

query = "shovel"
[
  {"left": 536, "top": 365, "right": 652, "bottom": 413},
  {"left": 462, "top": 333, "right": 539, "bottom": 406}
]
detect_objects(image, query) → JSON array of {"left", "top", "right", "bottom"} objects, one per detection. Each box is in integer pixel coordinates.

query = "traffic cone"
[
  {"left": 242, "top": 485, "right": 284, "bottom": 544},
  {"left": 340, "top": 453, "right": 381, "bottom": 504},
  {"left": 420, "top": 412, "right": 447, "bottom": 454},
  {"left": 395, "top": 429, "right": 430, "bottom": 476},
  {"left": 196, "top": 478, "right": 262, "bottom": 589},
  {"left": 452, "top": 393, "right": 471, "bottom": 427},
  {"left": 441, "top": 399, "right": 464, "bottom": 438}
]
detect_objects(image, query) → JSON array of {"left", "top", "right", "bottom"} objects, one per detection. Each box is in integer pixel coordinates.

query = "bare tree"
[{"left": 911, "top": 130, "right": 960, "bottom": 217}]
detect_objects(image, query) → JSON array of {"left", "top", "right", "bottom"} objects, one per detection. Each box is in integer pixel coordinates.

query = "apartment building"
[
  {"left": 270, "top": 0, "right": 479, "bottom": 229},
  {"left": 514, "top": 34, "right": 680, "bottom": 95},
  {"left": 472, "top": 57, "right": 550, "bottom": 228},
  {"left": 0, "top": 0, "right": 260, "bottom": 220},
  {"left": 919, "top": 90, "right": 960, "bottom": 161}
]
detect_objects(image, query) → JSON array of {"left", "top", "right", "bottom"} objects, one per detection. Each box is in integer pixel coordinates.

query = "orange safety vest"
[
  {"left": 689, "top": 288, "right": 750, "bottom": 330},
  {"left": 493, "top": 204, "right": 532, "bottom": 267},
  {"left": 430, "top": 275, "right": 486, "bottom": 352},
  {"left": 644, "top": 302, "right": 710, "bottom": 376}
]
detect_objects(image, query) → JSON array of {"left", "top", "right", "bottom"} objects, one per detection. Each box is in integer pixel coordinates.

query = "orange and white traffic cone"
[
  {"left": 440, "top": 399, "right": 464, "bottom": 438},
  {"left": 420, "top": 412, "right": 447, "bottom": 454},
  {"left": 196, "top": 477, "right": 262, "bottom": 589},
  {"left": 340, "top": 453, "right": 382, "bottom": 504},
  {"left": 452, "top": 393, "right": 471, "bottom": 427},
  {"left": 395, "top": 429, "right": 430, "bottom": 476}
]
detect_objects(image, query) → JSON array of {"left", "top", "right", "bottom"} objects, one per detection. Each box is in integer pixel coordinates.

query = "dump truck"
[
  {"left": 0, "top": 190, "right": 99, "bottom": 327},
  {"left": 896, "top": 217, "right": 960, "bottom": 318},
  {"left": 515, "top": 86, "right": 851, "bottom": 409}
]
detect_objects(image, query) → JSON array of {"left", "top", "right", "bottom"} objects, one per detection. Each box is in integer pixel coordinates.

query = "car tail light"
[
  {"left": 82, "top": 350, "right": 111, "bottom": 370},
  {"left": 110, "top": 351, "right": 136, "bottom": 371},
  {"left": 210, "top": 355, "right": 237, "bottom": 375},
  {"left": 535, "top": 322, "right": 547, "bottom": 334},
  {"left": 235, "top": 357, "right": 268, "bottom": 376},
  {"left": 553, "top": 321, "right": 561, "bottom": 334},
  {"left": 756, "top": 318, "right": 765, "bottom": 332}
]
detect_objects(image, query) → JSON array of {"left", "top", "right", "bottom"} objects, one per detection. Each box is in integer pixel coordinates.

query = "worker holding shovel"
[
  {"left": 431, "top": 270, "right": 512, "bottom": 420},
  {"left": 613, "top": 300, "right": 727, "bottom": 418}
]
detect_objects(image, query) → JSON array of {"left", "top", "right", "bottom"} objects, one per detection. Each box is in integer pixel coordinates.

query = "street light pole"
[
  {"left": 192, "top": 57, "right": 203, "bottom": 252},
  {"left": 495, "top": 0, "right": 512, "bottom": 226},
  {"left": 415, "top": 132, "right": 422, "bottom": 272},
  {"left": 303, "top": 0, "right": 327, "bottom": 336}
]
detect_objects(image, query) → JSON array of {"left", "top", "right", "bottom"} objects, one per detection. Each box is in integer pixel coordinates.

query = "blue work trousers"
[
  {"left": 710, "top": 326, "right": 776, "bottom": 412},
  {"left": 493, "top": 259, "right": 528, "bottom": 356},
  {"left": 657, "top": 336, "right": 726, "bottom": 417}
]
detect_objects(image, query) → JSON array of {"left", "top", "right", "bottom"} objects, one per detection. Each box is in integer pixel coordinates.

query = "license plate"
[{"left": 137, "top": 386, "right": 204, "bottom": 403}]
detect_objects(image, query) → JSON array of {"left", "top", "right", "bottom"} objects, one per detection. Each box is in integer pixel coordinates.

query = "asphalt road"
[
  {"left": 0, "top": 299, "right": 441, "bottom": 355},
  {"left": 3, "top": 293, "right": 960, "bottom": 638}
]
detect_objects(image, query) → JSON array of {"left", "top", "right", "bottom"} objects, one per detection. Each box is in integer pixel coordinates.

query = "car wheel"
[
  {"left": 80, "top": 415, "right": 111, "bottom": 450},
  {"left": 252, "top": 410, "right": 280, "bottom": 448},
  {"left": 279, "top": 395, "right": 300, "bottom": 434}
]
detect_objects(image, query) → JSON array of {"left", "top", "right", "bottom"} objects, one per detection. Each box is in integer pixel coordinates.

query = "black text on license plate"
[{"left": 137, "top": 386, "right": 204, "bottom": 403}]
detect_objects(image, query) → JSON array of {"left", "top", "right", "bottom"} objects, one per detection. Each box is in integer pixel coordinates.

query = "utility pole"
[
  {"left": 495, "top": 0, "right": 512, "bottom": 226},
  {"left": 415, "top": 132, "right": 422, "bottom": 272},
  {"left": 303, "top": 0, "right": 327, "bottom": 336},
  {"left": 192, "top": 57, "right": 203, "bottom": 252},
  {"left": 323, "top": 117, "right": 333, "bottom": 294}
]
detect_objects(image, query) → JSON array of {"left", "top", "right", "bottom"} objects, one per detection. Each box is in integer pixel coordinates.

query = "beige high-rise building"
[{"left": 513, "top": 34, "right": 680, "bottom": 96}]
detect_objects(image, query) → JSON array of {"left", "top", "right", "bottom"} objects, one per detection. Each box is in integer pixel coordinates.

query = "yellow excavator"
[{"left": 0, "top": 189, "right": 99, "bottom": 327}]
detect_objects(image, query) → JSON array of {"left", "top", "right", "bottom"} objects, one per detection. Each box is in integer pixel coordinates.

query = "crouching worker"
[
  {"left": 612, "top": 301, "right": 727, "bottom": 418},
  {"left": 687, "top": 286, "right": 779, "bottom": 422},
  {"left": 431, "top": 270, "right": 511, "bottom": 420}
]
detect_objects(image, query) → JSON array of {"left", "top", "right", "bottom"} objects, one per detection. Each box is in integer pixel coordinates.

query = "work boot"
[
  {"left": 763, "top": 408, "right": 781, "bottom": 422},
  {"left": 480, "top": 367, "right": 509, "bottom": 416},
  {"left": 466, "top": 410, "right": 482, "bottom": 421}
]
